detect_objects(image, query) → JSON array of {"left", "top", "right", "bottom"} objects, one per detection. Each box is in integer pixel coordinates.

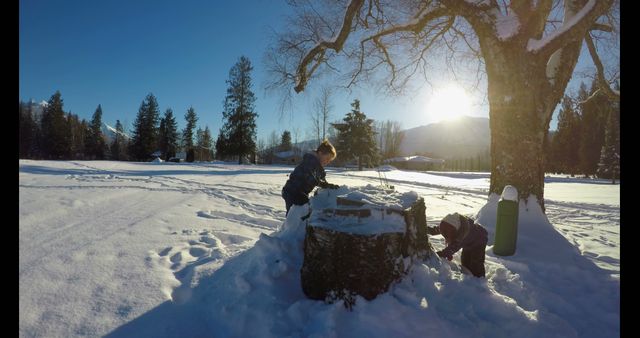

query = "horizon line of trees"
[
  {"left": 19, "top": 91, "right": 214, "bottom": 162},
  {"left": 19, "top": 56, "right": 264, "bottom": 164},
  {"left": 20, "top": 63, "right": 619, "bottom": 182}
]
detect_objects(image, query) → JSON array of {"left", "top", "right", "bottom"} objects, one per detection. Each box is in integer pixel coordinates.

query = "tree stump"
[{"left": 301, "top": 186, "right": 431, "bottom": 307}]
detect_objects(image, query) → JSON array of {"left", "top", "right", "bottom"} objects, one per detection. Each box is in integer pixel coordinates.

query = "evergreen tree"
[
  {"left": 219, "top": 56, "right": 258, "bottom": 164},
  {"left": 203, "top": 126, "right": 213, "bottom": 161},
  {"left": 578, "top": 81, "right": 607, "bottom": 176},
  {"left": 158, "top": 108, "right": 179, "bottom": 160},
  {"left": 67, "top": 113, "right": 87, "bottom": 160},
  {"left": 85, "top": 104, "right": 106, "bottom": 160},
  {"left": 551, "top": 96, "right": 581, "bottom": 175},
  {"left": 597, "top": 96, "right": 620, "bottom": 182},
  {"left": 280, "top": 130, "right": 292, "bottom": 151},
  {"left": 19, "top": 101, "right": 36, "bottom": 158},
  {"left": 183, "top": 107, "right": 198, "bottom": 158},
  {"left": 331, "top": 99, "right": 378, "bottom": 170},
  {"left": 40, "top": 91, "right": 71, "bottom": 159},
  {"left": 215, "top": 129, "right": 227, "bottom": 160},
  {"left": 195, "top": 127, "right": 204, "bottom": 161},
  {"left": 110, "top": 120, "right": 126, "bottom": 160},
  {"left": 193, "top": 126, "right": 214, "bottom": 161},
  {"left": 130, "top": 93, "right": 160, "bottom": 160}
]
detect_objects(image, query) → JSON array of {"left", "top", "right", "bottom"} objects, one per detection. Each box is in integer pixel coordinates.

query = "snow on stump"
[{"left": 301, "top": 185, "right": 431, "bottom": 307}]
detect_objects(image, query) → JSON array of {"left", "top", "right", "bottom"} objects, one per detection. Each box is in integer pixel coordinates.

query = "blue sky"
[{"left": 20, "top": 0, "right": 607, "bottom": 141}]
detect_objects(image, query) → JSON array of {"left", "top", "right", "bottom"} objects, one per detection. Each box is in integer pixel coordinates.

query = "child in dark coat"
[
  {"left": 281, "top": 140, "right": 338, "bottom": 215},
  {"left": 427, "top": 213, "right": 488, "bottom": 277}
]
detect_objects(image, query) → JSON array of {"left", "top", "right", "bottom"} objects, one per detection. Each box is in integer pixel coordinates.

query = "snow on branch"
[
  {"left": 494, "top": 11, "right": 520, "bottom": 41},
  {"left": 527, "top": 0, "right": 611, "bottom": 57}
]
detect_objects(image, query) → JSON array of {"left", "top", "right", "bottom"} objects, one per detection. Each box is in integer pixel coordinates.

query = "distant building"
[
  {"left": 168, "top": 151, "right": 186, "bottom": 162},
  {"left": 383, "top": 155, "right": 445, "bottom": 171},
  {"left": 273, "top": 150, "right": 302, "bottom": 165}
]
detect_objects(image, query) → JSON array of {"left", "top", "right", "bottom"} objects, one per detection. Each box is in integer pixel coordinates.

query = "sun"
[{"left": 426, "top": 85, "right": 472, "bottom": 122}]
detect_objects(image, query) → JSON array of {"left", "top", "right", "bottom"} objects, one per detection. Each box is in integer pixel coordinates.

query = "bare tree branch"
[
  {"left": 584, "top": 32, "right": 620, "bottom": 100},
  {"left": 590, "top": 23, "right": 613, "bottom": 32},
  {"left": 294, "top": 0, "right": 366, "bottom": 93}
]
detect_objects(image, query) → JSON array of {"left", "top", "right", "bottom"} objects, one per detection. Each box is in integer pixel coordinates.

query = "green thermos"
[{"left": 493, "top": 185, "right": 519, "bottom": 256}]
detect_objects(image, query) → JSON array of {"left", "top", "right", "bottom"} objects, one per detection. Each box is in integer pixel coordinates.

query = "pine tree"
[
  {"left": 578, "top": 81, "right": 607, "bottom": 176},
  {"left": 67, "top": 113, "right": 87, "bottom": 160},
  {"left": 280, "top": 130, "right": 292, "bottom": 151},
  {"left": 551, "top": 96, "right": 581, "bottom": 175},
  {"left": 195, "top": 127, "right": 204, "bottom": 161},
  {"left": 85, "top": 104, "right": 106, "bottom": 160},
  {"left": 40, "top": 91, "right": 71, "bottom": 159},
  {"left": 219, "top": 56, "right": 258, "bottom": 164},
  {"left": 215, "top": 129, "right": 226, "bottom": 160},
  {"left": 110, "top": 120, "right": 125, "bottom": 160},
  {"left": 130, "top": 94, "right": 160, "bottom": 160},
  {"left": 331, "top": 99, "right": 378, "bottom": 170},
  {"left": 183, "top": 107, "right": 198, "bottom": 159},
  {"left": 19, "top": 101, "right": 36, "bottom": 158},
  {"left": 158, "top": 108, "right": 179, "bottom": 160},
  {"left": 203, "top": 126, "right": 214, "bottom": 161},
  {"left": 597, "top": 96, "right": 620, "bottom": 183}
]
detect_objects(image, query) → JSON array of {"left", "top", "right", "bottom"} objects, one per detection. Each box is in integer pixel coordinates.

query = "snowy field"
[{"left": 19, "top": 160, "right": 619, "bottom": 337}]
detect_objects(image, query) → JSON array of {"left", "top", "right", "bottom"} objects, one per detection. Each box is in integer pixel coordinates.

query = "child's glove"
[{"left": 437, "top": 250, "right": 453, "bottom": 261}]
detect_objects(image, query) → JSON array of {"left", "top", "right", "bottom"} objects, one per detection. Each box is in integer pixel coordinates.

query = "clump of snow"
[
  {"left": 501, "top": 185, "right": 518, "bottom": 201},
  {"left": 151, "top": 157, "right": 164, "bottom": 163},
  {"left": 309, "top": 186, "right": 410, "bottom": 235},
  {"left": 494, "top": 12, "right": 520, "bottom": 40},
  {"left": 311, "top": 184, "right": 418, "bottom": 211}
]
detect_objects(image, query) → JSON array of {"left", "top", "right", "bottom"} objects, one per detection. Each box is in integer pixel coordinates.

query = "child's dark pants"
[{"left": 461, "top": 244, "right": 486, "bottom": 278}]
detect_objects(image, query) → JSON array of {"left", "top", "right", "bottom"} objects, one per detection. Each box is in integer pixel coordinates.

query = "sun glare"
[{"left": 426, "top": 85, "right": 472, "bottom": 122}]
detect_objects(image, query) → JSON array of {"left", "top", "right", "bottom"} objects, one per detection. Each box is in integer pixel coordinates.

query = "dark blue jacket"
[
  {"left": 428, "top": 215, "right": 488, "bottom": 256},
  {"left": 282, "top": 153, "right": 331, "bottom": 205}
]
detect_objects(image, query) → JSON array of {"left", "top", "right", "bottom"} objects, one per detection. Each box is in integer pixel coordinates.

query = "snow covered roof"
[{"left": 384, "top": 156, "right": 444, "bottom": 164}]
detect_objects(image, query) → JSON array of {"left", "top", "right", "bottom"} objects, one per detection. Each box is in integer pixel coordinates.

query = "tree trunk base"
[{"left": 301, "top": 187, "right": 431, "bottom": 307}]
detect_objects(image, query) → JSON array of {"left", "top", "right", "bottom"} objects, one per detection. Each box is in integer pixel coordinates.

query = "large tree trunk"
[{"left": 484, "top": 49, "right": 552, "bottom": 211}]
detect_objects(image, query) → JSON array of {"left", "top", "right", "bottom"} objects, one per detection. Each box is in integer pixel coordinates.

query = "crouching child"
[
  {"left": 281, "top": 140, "right": 338, "bottom": 216},
  {"left": 427, "top": 213, "right": 488, "bottom": 277}
]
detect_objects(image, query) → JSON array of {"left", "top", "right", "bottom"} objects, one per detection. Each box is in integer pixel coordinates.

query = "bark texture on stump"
[{"left": 301, "top": 188, "right": 431, "bottom": 307}]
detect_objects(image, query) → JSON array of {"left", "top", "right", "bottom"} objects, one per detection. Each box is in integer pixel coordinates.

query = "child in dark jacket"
[
  {"left": 282, "top": 140, "right": 338, "bottom": 215},
  {"left": 427, "top": 213, "right": 488, "bottom": 277}
]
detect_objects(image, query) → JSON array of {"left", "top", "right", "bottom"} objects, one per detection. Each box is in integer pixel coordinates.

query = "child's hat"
[{"left": 441, "top": 213, "right": 462, "bottom": 231}]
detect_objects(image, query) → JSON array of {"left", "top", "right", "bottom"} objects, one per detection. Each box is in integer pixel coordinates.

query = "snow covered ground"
[{"left": 19, "top": 160, "right": 619, "bottom": 337}]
